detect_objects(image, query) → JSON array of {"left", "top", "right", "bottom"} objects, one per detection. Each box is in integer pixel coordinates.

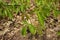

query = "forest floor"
[
  {"left": 0, "top": 13, "right": 60, "bottom": 40},
  {"left": 0, "top": 0, "right": 60, "bottom": 40}
]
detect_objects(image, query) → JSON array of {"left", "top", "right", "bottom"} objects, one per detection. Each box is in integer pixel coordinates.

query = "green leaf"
[
  {"left": 28, "top": 24, "right": 36, "bottom": 35},
  {"left": 54, "top": 10, "right": 60, "bottom": 17},
  {"left": 57, "top": 31, "right": 60, "bottom": 36},
  {"left": 8, "top": 13, "right": 13, "bottom": 19},
  {"left": 37, "top": 27, "right": 43, "bottom": 36},
  {"left": 20, "top": 4, "right": 24, "bottom": 12},
  {"left": 6, "top": 8, "right": 13, "bottom": 19},
  {"left": 22, "top": 21, "right": 36, "bottom": 35},
  {"left": 21, "top": 27, "right": 27, "bottom": 36},
  {"left": 36, "top": 11, "right": 44, "bottom": 26},
  {"left": 35, "top": 11, "right": 46, "bottom": 30},
  {"left": 22, "top": 20, "right": 28, "bottom": 24},
  {"left": 4, "top": 10, "right": 8, "bottom": 16}
]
